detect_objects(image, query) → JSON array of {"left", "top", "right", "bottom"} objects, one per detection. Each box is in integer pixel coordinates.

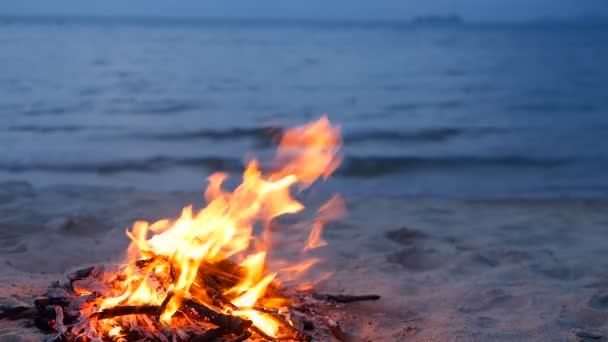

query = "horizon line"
[{"left": 1, "top": 13, "right": 607, "bottom": 26}]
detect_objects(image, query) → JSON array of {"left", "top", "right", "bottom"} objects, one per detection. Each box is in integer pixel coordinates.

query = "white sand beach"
[{"left": 1, "top": 181, "right": 608, "bottom": 341}]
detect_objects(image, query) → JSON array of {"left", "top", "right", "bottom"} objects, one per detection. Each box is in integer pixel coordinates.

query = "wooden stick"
[
  {"left": 67, "top": 266, "right": 96, "bottom": 281},
  {"left": 183, "top": 300, "right": 252, "bottom": 334},
  {"left": 313, "top": 293, "right": 380, "bottom": 303},
  {"left": 54, "top": 305, "right": 67, "bottom": 338},
  {"left": 0, "top": 306, "right": 36, "bottom": 320},
  {"left": 200, "top": 273, "right": 238, "bottom": 310},
  {"left": 90, "top": 305, "right": 161, "bottom": 320},
  {"left": 35, "top": 296, "right": 72, "bottom": 308}
]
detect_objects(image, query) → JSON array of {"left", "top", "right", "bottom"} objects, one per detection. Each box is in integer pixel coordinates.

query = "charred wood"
[
  {"left": 34, "top": 296, "right": 71, "bottom": 308},
  {"left": 313, "top": 293, "right": 380, "bottom": 303},
  {"left": 67, "top": 266, "right": 96, "bottom": 282},
  {"left": 91, "top": 305, "right": 161, "bottom": 319},
  {"left": 183, "top": 300, "right": 252, "bottom": 334},
  {"left": 0, "top": 306, "right": 35, "bottom": 320}
]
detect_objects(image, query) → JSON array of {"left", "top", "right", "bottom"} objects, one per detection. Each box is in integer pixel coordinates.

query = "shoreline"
[{"left": 2, "top": 181, "right": 608, "bottom": 341}]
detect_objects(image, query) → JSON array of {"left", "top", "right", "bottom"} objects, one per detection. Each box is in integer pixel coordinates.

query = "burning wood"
[{"left": 0, "top": 117, "right": 381, "bottom": 341}]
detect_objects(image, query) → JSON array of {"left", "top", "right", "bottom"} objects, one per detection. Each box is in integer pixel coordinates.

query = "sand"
[{"left": 1, "top": 180, "right": 608, "bottom": 341}]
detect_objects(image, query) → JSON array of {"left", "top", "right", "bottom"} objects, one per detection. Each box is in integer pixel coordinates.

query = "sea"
[{"left": 1, "top": 16, "right": 607, "bottom": 199}]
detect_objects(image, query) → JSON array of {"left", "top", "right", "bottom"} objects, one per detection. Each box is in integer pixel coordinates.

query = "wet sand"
[{"left": 1, "top": 181, "right": 608, "bottom": 341}]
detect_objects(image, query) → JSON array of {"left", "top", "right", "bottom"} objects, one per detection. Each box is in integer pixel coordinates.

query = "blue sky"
[{"left": 1, "top": 0, "right": 607, "bottom": 21}]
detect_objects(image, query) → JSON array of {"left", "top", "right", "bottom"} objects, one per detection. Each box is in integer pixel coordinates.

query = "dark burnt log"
[
  {"left": 68, "top": 265, "right": 105, "bottom": 292},
  {"left": 183, "top": 300, "right": 252, "bottom": 334},
  {"left": 0, "top": 306, "right": 35, "bottom": 320},
  {"left": 35, "top": 296, "right": 72, "bottom": 308},
  {"left": 188, "top": 327, "right": 223, "bottom": 342},
  {"left": 312, "top": 293, "right": 380, "bottom": 303},
  {"left": 198, "top": 273, "right": 238, "bottom": 310},
  {"left": 47, "top": 287, "right": 73, "bottom": 299},
  {"left": 67, "top": 266, "right": 96, "bottom": 282},
  {"left": 198, "top": 259, "right": 244, "bottom": 289},
  {"left": 226, "top": 331, "right": 252, "bottom": 342},
  {"left": 34, "top": 306, "right": 57, "bottom": 332},
  {"left": 91, "top": 305, "right": 161, "bottom": 320}
]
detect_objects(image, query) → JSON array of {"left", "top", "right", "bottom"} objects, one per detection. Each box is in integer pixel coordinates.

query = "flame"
[{"left": 95, "top": 116, "right": 342, "bottom": 337}]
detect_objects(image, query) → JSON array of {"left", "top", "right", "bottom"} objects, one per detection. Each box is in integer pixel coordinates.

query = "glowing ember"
[{"left": 84, "top": 116, "right": 342, "bottom": 339}]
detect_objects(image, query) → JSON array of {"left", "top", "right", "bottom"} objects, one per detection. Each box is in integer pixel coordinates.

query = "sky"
[{"left": 1, "top": 0, "right": 607, "bottom": 22}]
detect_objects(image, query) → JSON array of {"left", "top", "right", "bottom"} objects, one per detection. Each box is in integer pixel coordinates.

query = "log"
[
  {"left": 0, "top": 306, "right": 35, "bottom": 320},
  {"left": 313, "top": 293, "right": 380, "bottom": 303},
  {"left": 46, "top": 287, "right": 72, "bottom": 299},
  {"left": 198, "top": 273, "right": 237, "bottom": 310},
  {"left": 34, "top": 306, "right": 57, "bottom": 332},
  {"left": 35, "top": 296, "right": 72, "bottom": 308},
  {"left": 67, "top": 266, "right": 96, "bottom": 281},
  {"left": 183, "top": 300, "right": 252, "bottom": 334},
  {"left": 198, "top": 259, "right": 244, "bottom": 288},
  {"left": 91, "top": 305, "right": 161, "bottom": 320}
]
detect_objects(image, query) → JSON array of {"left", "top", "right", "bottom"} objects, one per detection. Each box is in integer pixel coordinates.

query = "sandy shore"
[{"left": 1, "top": 180, "right": 608, "bottom": 341}]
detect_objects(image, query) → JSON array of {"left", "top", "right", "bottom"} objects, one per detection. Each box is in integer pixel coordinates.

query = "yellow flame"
[{"left": 97, "top": 116, "right": 343, "bottom": 337}]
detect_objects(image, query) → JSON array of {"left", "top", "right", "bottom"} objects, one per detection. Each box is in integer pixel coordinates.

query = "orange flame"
[{"left": 96, "top": 116, "right": 342, "bottom": 337}]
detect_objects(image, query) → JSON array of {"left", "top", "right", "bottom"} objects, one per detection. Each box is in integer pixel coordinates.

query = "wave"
[
  {"left": 131, "top": 126, "right": 501, "bottom": 144},
  {"left": 383, "top": 100, "right": 464, "bottom": 111},
  {"left": 0, "top": 156, "right": 243, "bottom": 174},
  {"left": 0, "top": 154, "right": 572, "bottom": 177},
  {"left": 8, "top": 125, "right": 87, "bottom": 133},
  {"left": 507, "top": 103, "right": 597, "bottom": 113},
  {"left": 338, "top": 155, "right": 572, "bottom": 177},
  {"left": 7, "top": 125, "right": 119, "bottom": 133},
  {"left": 344, "top": 127, "right": 503, "bottom": 143},
  {"left": 132, "top": 127, "right": 283, "bottom": 147}
]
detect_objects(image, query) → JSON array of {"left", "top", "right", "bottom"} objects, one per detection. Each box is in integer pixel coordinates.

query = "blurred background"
[{"left": 1, "top": 0, "right": 607, "bottom": 198}]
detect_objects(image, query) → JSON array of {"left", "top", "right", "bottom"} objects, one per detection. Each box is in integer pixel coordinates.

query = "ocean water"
[{"left": 1, "top": 17, "right": 607, "bottom": 198}]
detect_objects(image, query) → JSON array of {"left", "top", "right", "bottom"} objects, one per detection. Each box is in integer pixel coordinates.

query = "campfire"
[{"left": 1, "top": 117, "right": 380, "bottom": 342}]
